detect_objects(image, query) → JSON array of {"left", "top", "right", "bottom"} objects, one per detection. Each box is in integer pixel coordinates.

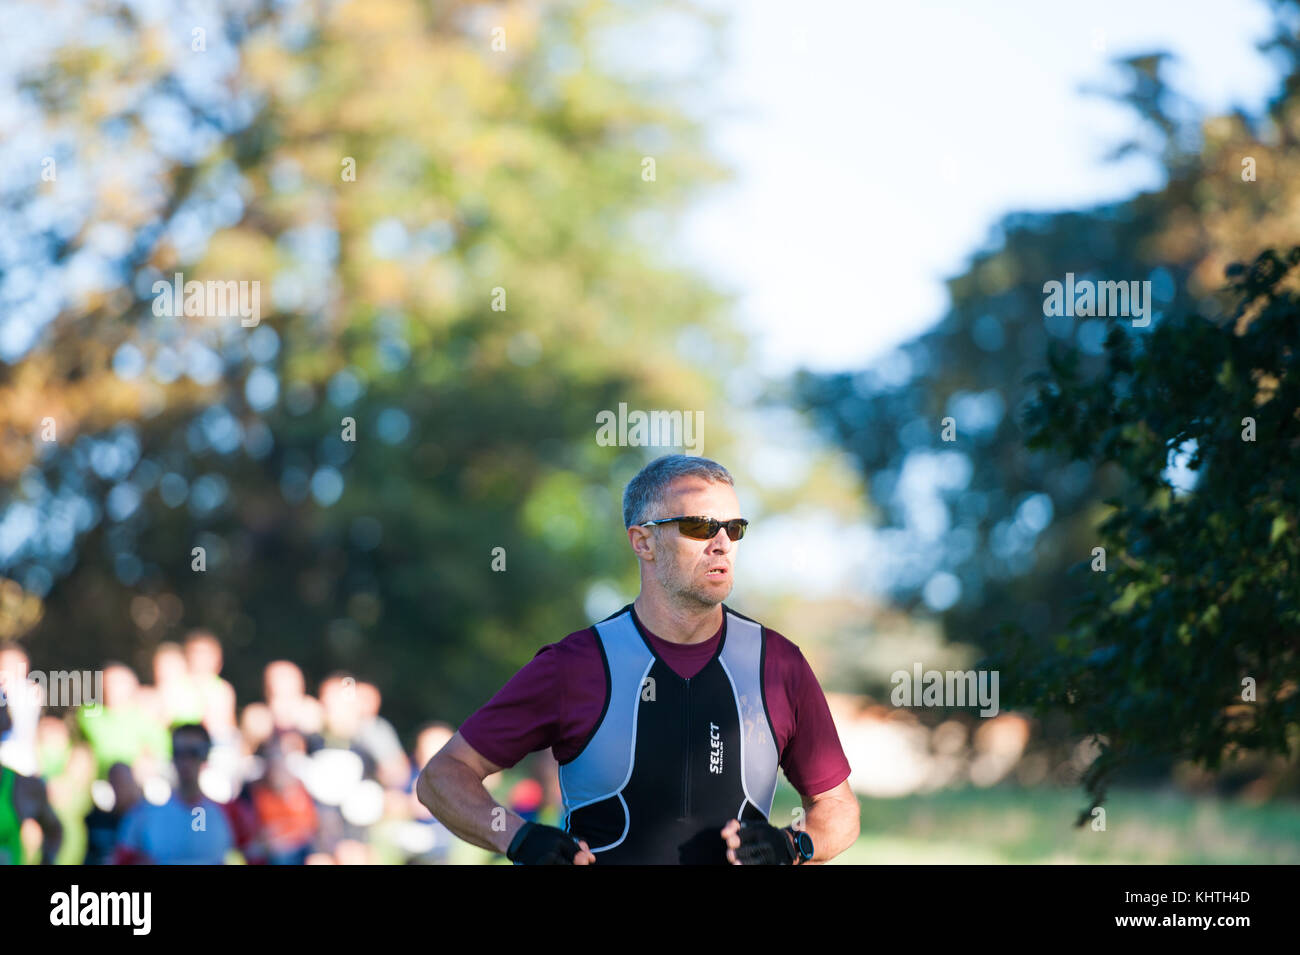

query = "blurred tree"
[
  {"left": 0, "top": 0, "right": 745, "bottom": 736},
  {"left": 791, "top": 1, "right": 1300, "bottom": 689},
  {"left": 790, "top": 0, "right": 1300, "bottom": 805},
  {"left": 1000, "top": 247, "right": 1299, "bottom": 821},
  {"left": 789, "top": 54, "right": 1206, "bottom": 683}
]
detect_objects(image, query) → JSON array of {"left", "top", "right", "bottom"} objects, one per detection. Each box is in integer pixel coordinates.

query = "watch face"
[{"left": 795, "top": 831, "right": 813, "bottom": 858}]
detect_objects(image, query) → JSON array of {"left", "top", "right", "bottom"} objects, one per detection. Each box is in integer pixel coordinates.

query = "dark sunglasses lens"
[
  {"left": 676, "top": 519, "right": 746, "bottom": 540},
  {"left": 677, "top": 519, "right": 714, "bottom": 539}
]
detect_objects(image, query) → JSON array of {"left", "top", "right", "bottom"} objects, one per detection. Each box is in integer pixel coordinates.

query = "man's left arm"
[
  {"left": 723, "top": 635, "right": 860, "bottom": 864},
  {"left": 792, "top": 779, "right": 859, "bottom": 864}
]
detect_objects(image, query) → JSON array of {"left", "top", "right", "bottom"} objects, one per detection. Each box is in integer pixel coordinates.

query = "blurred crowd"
[{"left": 0, "top": 633, "right": 551, "bottom": 865}]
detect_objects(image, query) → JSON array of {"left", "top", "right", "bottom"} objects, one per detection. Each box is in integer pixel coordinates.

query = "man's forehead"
[{"left": 663, "top": 477, "right": 739, "bottom": 509}]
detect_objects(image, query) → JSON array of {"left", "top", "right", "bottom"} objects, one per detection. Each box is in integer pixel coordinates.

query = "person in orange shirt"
[{"left": 246, "top": 731, "right": 318, "bottom": 865}]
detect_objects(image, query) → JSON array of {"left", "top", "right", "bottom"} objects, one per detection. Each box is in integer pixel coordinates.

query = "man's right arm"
[
  {"left": 415, "top": 731, "right": 525, "bottom": 854},
  {"left": 415, "top": 732, "right": 595, "bottom": 863},
  {"left": 418, "top": 636, "right": 599, "bottom": 864}
]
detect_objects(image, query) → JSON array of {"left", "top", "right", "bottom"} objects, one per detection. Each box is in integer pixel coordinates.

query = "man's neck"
[{"left": 633, "top": 593, "right": 723, "bottom": 645}]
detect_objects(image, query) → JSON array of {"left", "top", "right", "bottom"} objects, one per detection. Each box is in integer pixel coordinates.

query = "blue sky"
[{"left": 636, "top": 0, "right": 1283, "bottom": 376}]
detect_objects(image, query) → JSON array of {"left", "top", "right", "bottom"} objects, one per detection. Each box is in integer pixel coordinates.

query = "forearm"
[
  {"left": 40, "top": 815, "right": 63, "bottom": 865},
  {"left": 799, "top": 794, "right": 860, "bottom": 864},
  {"left": 416, "top": 756, "right": 525, "bottom": 855}
]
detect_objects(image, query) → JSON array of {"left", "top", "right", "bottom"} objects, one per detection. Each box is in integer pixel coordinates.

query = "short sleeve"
[
  {"left": 778, "top": 646, "right": 852, "bottom": 798},
  {"left": 458, "top": 646, "right": 563, "bottom": 770}
]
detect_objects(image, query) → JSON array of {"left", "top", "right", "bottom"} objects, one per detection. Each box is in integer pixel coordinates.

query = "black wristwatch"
[{"left": 785, "top": 825, "right": 814, "bottom": 865}]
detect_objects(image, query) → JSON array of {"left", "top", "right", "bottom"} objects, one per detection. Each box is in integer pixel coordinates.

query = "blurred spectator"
[
  {"left": 240, "top": 701, "right": 275, "bottom": 756},
  {"left": 0, "top": 645, "right": 40, "bottom": 776},
  {"left": 264, "top": 661, "right": 323, "bottom": 740},
  {"left": 36, "top": 715, "right": 71, "bottom": 780},
  {"left": 84, "top": 762, "right": 141, "bottom": 865},
  {"left": 243, "top": 731, "right": 318, "bottom": 865},
  {"left": 508, "top": 777, "right": 545, "bottom": 823},
  {"left": 354, "top": 681, "right": 411, "bottom": 790},
  {"left": 112, "top": 723, "right": 233, "bottom": 865},
  {"left": 184, "top": 630, "right": 235, "bottom": 724},
  {"left": 77, "top": 663, "right": 169, "bottom": 780},
  {"left": 146, "top": 642, "right": 203, "bottom": 727},
  {"left": 194, "top": 661, "right": 241, "bottom": 803},
  {"left": 319, "top": 673, "right": 362, "bottom": 755},
  {"left": 310, "top": 674, "right": 386, "bottom": 858},
  {"left": 0, "top": 692, "right": 62, "bottom": 865},
  {"left": 402, "top": 722, "right": 456, "bottom": 864}
]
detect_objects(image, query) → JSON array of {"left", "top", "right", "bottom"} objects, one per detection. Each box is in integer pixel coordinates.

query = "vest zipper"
[{"left": 682, "top": 677, "right": 691, "bottom": 818}]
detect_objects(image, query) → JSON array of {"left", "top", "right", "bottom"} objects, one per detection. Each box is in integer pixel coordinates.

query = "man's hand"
[
  {"left": 719, "top": 819, "right": 795, "bottom": 865},
  {"left": 506, "top": 821, "right": 596, "bottom": 865}
]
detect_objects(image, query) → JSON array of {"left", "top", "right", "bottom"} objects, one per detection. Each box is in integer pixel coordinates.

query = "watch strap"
[{"left": 786, "top": 824, "right": 812, "bottom": 864}]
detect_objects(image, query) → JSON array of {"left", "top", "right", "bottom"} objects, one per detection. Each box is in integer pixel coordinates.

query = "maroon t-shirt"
[{"left": 459, "top": 608, "right": 852, "bottom": 798}]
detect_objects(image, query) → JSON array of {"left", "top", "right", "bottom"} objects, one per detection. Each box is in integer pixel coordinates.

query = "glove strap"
[{"left": 506, "top": 821, "right": 534, "bottom": 860}]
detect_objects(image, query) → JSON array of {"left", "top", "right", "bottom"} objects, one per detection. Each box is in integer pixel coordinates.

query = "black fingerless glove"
[
  {"left": 733, "top": 821, "right": 796, "bottom": 865},
  {"left": 505, "top": 821, "right": 585, "bottom": 865}
]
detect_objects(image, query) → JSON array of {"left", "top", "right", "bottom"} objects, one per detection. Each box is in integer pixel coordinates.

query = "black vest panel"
[{"left": 559, "top": 605, "right": 779, "bottom": 865}]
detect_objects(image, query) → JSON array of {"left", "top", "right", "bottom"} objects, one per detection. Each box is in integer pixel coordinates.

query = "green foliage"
[
  {"left": 793, "top": 1, "right": 1300, "bottom": 816},
  {"left": 1, "top": 0, "right": 743, "bottom": 737},
  {"left": 995, "top": 248, "right": 1300, "bottom": 821}
]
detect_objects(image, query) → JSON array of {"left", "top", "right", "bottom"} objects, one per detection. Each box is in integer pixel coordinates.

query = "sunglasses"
[
  {"left": 173, "top": 745, "right": 209, "bottom": 759},
  {"left": 638, "top": 516, "right": 749, "bottom": 541}
]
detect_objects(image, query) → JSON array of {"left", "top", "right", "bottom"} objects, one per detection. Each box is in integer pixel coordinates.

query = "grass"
[
  {"left": 47, "top": 773, "right": 1300, "bottom": 864},
  {"left": 766, "top": 781, "right": 1300, "bottom": 864},
  {"left": 456, "top": 777, "right": 1300, "bottom": 865}
]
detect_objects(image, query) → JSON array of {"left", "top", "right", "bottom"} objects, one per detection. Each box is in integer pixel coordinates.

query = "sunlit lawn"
[
  {"left": 455, "top": 777, "right": 1300, "bottom": 865},
  {"left": 767, "top": 781, "right": 1300, "bottom": 864},
  {"left": 49, "top": 774, "right": 1300, "bottom": 864}
]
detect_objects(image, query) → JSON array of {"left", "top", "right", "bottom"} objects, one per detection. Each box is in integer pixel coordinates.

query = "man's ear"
[{"left": 628, "top": 525, "right": 655, "bottom": 560}]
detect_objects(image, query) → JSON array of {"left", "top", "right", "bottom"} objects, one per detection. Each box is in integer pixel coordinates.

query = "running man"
[
  {"left": 417, "top": 454, "right": 860, "bottom": 864},
  {"left": 0, "top": 691, "right": 63, "bottom": 864}
]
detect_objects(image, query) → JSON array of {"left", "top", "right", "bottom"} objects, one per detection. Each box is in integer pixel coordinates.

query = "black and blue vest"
[{"left": 559, "top": 603, "right": 780, "bottom": 865}]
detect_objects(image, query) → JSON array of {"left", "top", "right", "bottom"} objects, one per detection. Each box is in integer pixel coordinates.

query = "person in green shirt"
[
  {"left": 77, "top": 663, "right": 170, "bottom": 780},
  {"left": 151, "top": 642, "right": 205, "bottom": 726}
]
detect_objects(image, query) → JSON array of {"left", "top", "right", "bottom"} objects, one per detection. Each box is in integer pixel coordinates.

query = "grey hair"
[{"left": 622, "top": 454, "right": 734, "bottom": 528}]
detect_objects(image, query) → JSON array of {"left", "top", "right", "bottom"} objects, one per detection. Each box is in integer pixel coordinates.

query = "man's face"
[
  {"left": 639, "top": 477, "right": 742, "bottom": 609},
  {"left": 154, "top": 649, "right": 186, "bottom": 684},
  {"left": 186, "top": 638, "right": 221, "bottom": 676},
  {"left": 172, "top": 730, "right": 209, "bottom": 785},
  {"left": 103, "top": 666, "right": 137, "bottom": 707},
  {"left": 265, "top": 662, "right": 303, "bottom": 701},
  {"left": 0, "top": 649, "right": 27, "bottom": 683}
]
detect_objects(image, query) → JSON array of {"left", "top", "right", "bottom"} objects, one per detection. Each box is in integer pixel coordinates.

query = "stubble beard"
[{"left": 660, "top": 552, "right": 730, "bottom": 611}]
